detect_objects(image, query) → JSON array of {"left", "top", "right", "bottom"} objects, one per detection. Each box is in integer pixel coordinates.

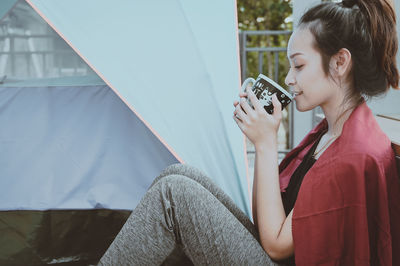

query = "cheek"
[
  {"left": 295, "top": 71, "right": 332, "bottom": 110},
  {"left": 296, "top": 70, "right": 315, "bottom": 91},
  {"left": 297, "top": 66, "right": 327, "bottom": 93}
]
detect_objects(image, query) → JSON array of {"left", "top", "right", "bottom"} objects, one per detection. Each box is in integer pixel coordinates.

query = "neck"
[{"left": 321, "top": 100, "right": 357, "bottom": 137}]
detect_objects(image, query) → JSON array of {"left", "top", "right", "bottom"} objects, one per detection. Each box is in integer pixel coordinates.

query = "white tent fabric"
[{"left": 25, "top": 0, "right": 251, "bottom": 214}]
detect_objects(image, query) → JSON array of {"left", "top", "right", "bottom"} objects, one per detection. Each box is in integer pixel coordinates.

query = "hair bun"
[{"left": 342, "top": 0, "right": 358, "bottom": 8}]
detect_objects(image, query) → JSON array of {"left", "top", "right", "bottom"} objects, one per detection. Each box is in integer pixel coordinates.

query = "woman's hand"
[{"left": 233, "top": 89, "right": 282, "bottom": 148}]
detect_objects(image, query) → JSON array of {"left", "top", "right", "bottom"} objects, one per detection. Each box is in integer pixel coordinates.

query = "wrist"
[{"left": 254, "top": 137, "right": 278, "bottom": 152}]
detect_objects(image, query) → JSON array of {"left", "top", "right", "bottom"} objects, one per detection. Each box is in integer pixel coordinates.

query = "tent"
[{"left": 0, "top": 0, "right": 250, "bottom": 264}]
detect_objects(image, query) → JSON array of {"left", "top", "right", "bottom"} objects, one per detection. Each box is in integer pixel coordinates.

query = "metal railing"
[{"left": 239, "top": 30, "right": 293, "bottom": 155}]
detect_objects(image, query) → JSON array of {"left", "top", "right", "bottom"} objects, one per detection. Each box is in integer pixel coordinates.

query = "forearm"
[
  {"left": 233, "top": 92, "right": 292, "bottom": 258},
  {"left": 254, "top": 139, "right": 287, "bottom": 252},
  {"left": 252, "top": 172, "right": 258, "bottom": 229}
]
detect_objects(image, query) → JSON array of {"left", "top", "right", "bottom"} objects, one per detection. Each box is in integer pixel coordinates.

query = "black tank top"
[{"left": 281, "top": 130, "right": 326, "bottom": 216}]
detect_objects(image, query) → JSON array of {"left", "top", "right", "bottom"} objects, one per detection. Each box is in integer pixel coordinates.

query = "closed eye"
[{"left": 295, "top": 65, "right": 304, "bottom": 69}]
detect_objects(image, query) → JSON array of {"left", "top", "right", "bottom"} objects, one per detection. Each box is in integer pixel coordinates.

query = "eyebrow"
[{"left": 289, "top": 52, "right": 304, "bottom": 59}]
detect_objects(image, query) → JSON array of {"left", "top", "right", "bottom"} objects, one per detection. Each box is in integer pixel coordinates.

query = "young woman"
[{"left": 98, "top": 0, "right": 400, "bottom": 265}]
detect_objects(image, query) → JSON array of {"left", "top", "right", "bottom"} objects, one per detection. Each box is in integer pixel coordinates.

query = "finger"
[
  {"left": 233, "top": 108, "right": 241, "bottom": 121},
  {"left": 239, "top": 97, "right": 253, "bottom": 114},
  {"left": 271, "top": 94, "right": 282, "bottom": 119},
  {"left": 235, "top": 103, "right": 248, "bottom": 124},
  {"left": 244, "top": 84, "right": 253, "bottom": 93},
  {"left": 247, "top": 88, "right": 263, "bottom": 112},
  {"left": 239, "top": 92, "right": 248, "bottom": 98},
  {"left": 233, "top": 113, "right": 241, "bottom": 122},
  {"left": 233, "top": 113, "right": 241, "bottom": 124},
  {"left": 233, "top": 100, "right": 239, "bottom": 107},
  {"left": 233, "top": 114, "right": 246, "bottom": 132}
]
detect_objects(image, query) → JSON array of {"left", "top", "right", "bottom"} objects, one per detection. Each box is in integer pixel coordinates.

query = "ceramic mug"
[{"left": 241, "top": 74, "right": 293, "bottom": 114}]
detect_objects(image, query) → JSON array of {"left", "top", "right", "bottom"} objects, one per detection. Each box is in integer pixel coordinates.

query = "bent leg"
[
  {"left": 151, "top": 163, "right": 257, "bottom": 239},
  {"left": 99, "top": 175, "right": 276, "bottom": 266}
]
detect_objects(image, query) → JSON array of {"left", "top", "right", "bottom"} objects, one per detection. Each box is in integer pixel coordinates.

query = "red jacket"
[{"left": 279, "top": 102, "right": 400, "bottom": 265}]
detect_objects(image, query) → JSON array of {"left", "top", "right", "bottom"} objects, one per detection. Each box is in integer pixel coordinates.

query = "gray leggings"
[{"left": 98, "top": 163, "right": 278, "bottom": 265}]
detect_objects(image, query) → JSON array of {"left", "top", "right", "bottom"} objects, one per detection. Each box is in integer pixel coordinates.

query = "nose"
[{"left": 285, "top": 68, "right": 296, "bottom": 87}]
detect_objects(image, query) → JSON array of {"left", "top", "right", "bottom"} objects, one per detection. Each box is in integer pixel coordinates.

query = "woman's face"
[{"left": 285, "top": 27, "right": 340, "bottom": 112}]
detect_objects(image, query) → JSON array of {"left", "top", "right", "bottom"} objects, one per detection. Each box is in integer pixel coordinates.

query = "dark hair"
[{"left": 299, "top": 0, "right": 399, "bottom": 102}]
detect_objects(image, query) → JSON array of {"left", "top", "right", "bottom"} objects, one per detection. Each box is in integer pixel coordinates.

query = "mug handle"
[{"left": 241, "top": 77, "right": 256, "bottom": 93}]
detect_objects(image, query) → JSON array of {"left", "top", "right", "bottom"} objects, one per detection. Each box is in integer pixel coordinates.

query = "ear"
[{"left": 329, "top": 48, "right": 352, "bottom": 77}]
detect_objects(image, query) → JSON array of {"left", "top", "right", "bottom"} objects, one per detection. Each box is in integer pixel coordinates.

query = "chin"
[
  {"left": 294, "top": 102, "right": 313, "bottom": 112},
  {"left": 294, "top": 98, "right": 318, "bottom": 112}
]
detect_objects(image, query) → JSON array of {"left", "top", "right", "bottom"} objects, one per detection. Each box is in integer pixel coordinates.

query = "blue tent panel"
[{"left": 0, "top": 82, "right": 178, "bottom": 210}]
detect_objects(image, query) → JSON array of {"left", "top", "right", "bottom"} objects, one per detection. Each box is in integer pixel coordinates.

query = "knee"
[
  {"left": 160, "top": 163, "right": 185, "bottom": 176},
  {"left": 151, "top": 164, "right": 213, "bottom": 194},
  {"left": 150, "top": 163, "right": 184, "bottom": 189},
  {"left": 161, "top": 163, "right": 205, "bottom": 177},
  {"left": 156, "top": 174, "right": 189, "bottom": 189},
  {"left": 153, "top": 174, "right": 200, "bottom": 199}
]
